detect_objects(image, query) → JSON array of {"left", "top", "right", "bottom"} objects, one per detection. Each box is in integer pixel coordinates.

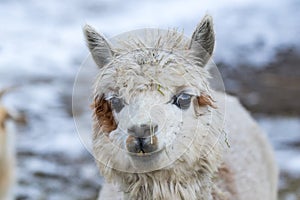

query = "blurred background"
[{"left": 0, "top": 0, "right": 299, "bottom": 199}]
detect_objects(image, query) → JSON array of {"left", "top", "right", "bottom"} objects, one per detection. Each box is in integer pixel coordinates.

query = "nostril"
[
  {"left": 127, "top": 127, "right": 135, "bottom": 134},
  {"left": 140, "top": 124, "right": 148, "bottom": 128},
  {"left": 152, "top": 124, "right": 158, "bottom": 133},
  {"left": 139, "top": 136, "right": 158, "bottom": 153}
]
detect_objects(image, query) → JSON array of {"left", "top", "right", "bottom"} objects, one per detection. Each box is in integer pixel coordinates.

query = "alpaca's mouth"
[
  {"left": 136, "top": 150, "right": 152, "bottom": 157},
  {"left": 128, "top": 147, "right": 164, "bottom": 158},
  {"left": 137, "top": 149, "right": 147, "bottom": 156}
]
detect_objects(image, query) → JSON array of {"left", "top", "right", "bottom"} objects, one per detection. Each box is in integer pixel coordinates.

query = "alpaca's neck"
[{"left": 119, "top": 170, "right": 214, "bottom": 200}]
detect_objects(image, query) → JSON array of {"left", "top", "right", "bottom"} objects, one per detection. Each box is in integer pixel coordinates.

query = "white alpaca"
[{"left": 84, "top": 15, "right": 278, "bottom": 200}]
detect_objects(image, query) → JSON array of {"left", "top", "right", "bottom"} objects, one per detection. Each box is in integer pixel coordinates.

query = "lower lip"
[{"left": 128, "top": 148, "right": 164, "bottom": 158}]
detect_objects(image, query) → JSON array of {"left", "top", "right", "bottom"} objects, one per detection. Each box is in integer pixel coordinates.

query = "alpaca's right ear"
[{"left": 83, "top": 25, "right": 113, "bottom": 68}]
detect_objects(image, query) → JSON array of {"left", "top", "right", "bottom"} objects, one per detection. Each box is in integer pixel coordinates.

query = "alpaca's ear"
[
  {"left": 83, "top": 24, "right": 113, "bottom": 68},
  {"left": 189, "top": 15, "right": 215, "bottom": 66}
]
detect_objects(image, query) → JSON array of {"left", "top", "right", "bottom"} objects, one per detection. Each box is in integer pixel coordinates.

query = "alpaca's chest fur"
[
  {"left": 100, "top": 169, "right": 218, "bottom": 200},
  {"left": 119, "top": 169, "right": 215, "bottom": 200}
]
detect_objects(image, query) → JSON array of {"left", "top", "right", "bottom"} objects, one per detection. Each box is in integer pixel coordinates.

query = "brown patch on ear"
[
  {"left": 197, "top": 94, "right": 217, "bottom": 108},
  {"left": 92, "top": 95, "right": 117, "bottom": 135}
]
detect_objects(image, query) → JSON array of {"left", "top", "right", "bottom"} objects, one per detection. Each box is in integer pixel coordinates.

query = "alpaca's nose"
[
  {"left": 127, "top": 124, "right": 158, "bottom": 138},
  {"left": 126, "top": 124, "right": 158, "bottom": 154}
]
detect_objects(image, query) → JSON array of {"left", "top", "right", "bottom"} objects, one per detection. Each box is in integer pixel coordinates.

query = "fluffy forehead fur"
[{"left": 94, "top": 30, "right": 211, "bottom": 100}]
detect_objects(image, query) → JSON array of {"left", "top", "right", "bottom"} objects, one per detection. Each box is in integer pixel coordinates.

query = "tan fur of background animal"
[{"left": 0, "top": 89, "right": 16, "bottom": 200}]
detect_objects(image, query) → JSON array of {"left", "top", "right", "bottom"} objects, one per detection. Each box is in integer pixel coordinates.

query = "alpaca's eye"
[
  {"left": 173, "top": 93, "right": 192, "bottom": 110},
  {"left": 110, "top": 97, "right": 124, "bottom": 113}
]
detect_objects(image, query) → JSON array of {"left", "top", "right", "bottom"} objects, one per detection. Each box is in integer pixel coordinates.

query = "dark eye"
[
  {"left": 110, "top": 97, "right": 124, "bottom": 112},
  {"left": 172, "top": 93, "right": 192, "bottom": 110}
]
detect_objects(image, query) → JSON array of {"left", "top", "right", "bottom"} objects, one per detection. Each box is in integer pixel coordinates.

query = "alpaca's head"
[{"left": 84, "top": 15, "right": 222, "bottom": 174}]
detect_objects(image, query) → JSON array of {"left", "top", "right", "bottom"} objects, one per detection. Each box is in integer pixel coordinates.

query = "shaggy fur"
[{"left": 84, "top": 15, "right": 278, "bottom": 200}]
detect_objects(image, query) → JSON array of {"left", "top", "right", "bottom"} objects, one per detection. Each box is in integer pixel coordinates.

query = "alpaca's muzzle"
[{"left": 126, "top": 124, "right": 158, "bottom": 155}]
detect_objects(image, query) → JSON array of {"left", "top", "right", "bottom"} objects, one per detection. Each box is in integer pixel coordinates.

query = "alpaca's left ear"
[
  {"left": 189, "top": 15, "right": 215, "bottom": 66},
  {"left": 83, "top": 24, "right": 113, "bottom": 68}
]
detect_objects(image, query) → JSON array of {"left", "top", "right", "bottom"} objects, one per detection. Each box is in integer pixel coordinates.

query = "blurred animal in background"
[
  {"left": 84, "top": 15, "right": 278, "bottom": 200},
  {"left": 0, "top": 87, "right": 26, "bottom": 200}
]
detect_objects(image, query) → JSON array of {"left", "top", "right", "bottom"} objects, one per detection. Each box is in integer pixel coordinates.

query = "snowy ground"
[
  {"left": 257, "top": 116, "right": 300, "bottom": 200},
  {"left": 0, "top": 0, "right": 299, "bottom": 199}
]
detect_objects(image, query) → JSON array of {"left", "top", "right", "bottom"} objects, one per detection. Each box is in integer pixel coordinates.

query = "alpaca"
[
  {"left": 0, "top": 89, "right": 16, "bottom": 200},
  {"left": 83, "top": 15, "right": 278, "bottom": 200}
]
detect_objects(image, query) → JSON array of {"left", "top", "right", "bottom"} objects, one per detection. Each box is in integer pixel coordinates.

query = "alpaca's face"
[
  {"left": 105, "top": 87, "right": 198, "bottom": 157},
  {"left": 85, "top": 16, "right": 216, "bottom": 172},
  {"left": 91, "top": 50, "right": 215, "bottom": 171},
  {"left": 96, "top": 90, "right": 211, "bottom": 172}
]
